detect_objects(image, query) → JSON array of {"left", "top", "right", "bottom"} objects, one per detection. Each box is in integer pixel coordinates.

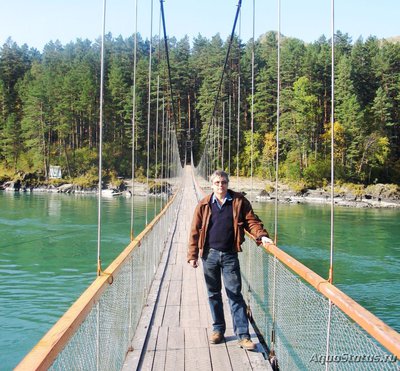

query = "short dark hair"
[{"left": 210, "top": 170, "right": 229, "bottom": 184}]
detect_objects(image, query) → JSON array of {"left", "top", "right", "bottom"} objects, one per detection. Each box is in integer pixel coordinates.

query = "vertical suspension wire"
[
  {"left": 236, "top": 9, "right": 241, "bottom": 188},
  {"left": 222, "top": 101, "right": 225, "bottom": 170},
  {"left": 128, "top": 0, "right": 139, "bottom": 346},
  {"left": 145, "top": 0, "right": 154, "bottom": 225},
  {"left": 167, "top": 109, "right": 171, "bottom": 179},
  {"left": 130, "top": 0, "right": 138, "bottom": 241},
  {"left": 217, "top": 115, "right": 220, "bottom": 169},
  {"left": 329, "top": 0, "right": 336, "bottom": 287},
  {"left": 154, "top": 7, "right": 162, "bottom": 216},
  {"left": 161, "top": 96, "right": 165, "bottom": 204},
  {"left": 250, "top": 0, "right": 255, "bottom": 202},
  {"left": 274, "top": 0, "right": 280, "bottom": 249},
  {"left": 97, "top": 0, "right": 107, "bottom": 277},
  {"left": 96, "top": 2, "right": 106, "bottom": 368},
  {"left": 228, "top": 95, "right": 232, "bottom": 174},
  {"left": 155, "top": 75, "right": 160, "bottom": 216},
  {"left": 325, "top": 1, "right": 335, "bottom": 369},
  {"left": 270, "top": 0, "right": 281, "bottom": 363}
]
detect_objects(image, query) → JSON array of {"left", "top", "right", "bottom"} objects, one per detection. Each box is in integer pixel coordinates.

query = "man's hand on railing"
[
  {"left": 261, "top": 236, "right": 274, "bottom": 246},
  {"left": 189, "top": 259, "right": 198, "bottom": 268}
]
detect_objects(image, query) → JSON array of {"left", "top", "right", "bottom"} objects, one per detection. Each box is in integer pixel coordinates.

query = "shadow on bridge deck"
[{"left": 123, "top": 166, "right": 272, "bottom": 370}]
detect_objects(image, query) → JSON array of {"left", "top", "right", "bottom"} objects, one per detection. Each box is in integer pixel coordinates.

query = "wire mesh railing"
[
  {"left": 239, "top": 238, "right": 400, "bottom": 370},
  {"left": 16, "top": 172, "right": 184, "bottom": 371}
]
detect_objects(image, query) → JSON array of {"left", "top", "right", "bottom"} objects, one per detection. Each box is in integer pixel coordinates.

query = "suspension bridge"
[{"left": 14, "top": 0, "right": 400, "bottom": 370}]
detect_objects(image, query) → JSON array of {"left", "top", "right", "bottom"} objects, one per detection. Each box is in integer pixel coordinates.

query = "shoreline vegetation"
[
  {"left": 1, "top": 175, "right": 399, "bottom": 209},
  {"left": 1, "top": 34, "right": 400, "bottom": 196}
]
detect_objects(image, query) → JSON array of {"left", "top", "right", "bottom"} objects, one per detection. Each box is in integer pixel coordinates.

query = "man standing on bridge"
[{"left": 188, "top": 170, "right": 273, "bottom": 351}]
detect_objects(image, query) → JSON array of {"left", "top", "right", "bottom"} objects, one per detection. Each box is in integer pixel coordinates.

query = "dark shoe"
[
  {"left": 238, "top": 337, "right": 256, "bottom": 351},
  {"left": 209, "top": 331, "right": 224, "bottom": 344}
]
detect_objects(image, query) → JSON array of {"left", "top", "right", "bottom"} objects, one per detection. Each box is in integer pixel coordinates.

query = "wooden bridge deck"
[{"left": 123, "top": 167, "right": 272, "bottom": 370}]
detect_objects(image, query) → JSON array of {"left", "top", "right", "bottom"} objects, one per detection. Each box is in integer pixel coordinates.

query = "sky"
[{"left": 0, "top": 0, "right": 399, "bottom": 51}]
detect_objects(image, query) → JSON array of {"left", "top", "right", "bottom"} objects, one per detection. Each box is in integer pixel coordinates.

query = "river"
[{"left": 0, "top": 192, "right": 399, "bottom": 370}]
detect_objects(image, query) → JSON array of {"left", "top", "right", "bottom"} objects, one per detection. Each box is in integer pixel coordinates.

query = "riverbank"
[
  {"left": 199, "top": 176, "right": 400, "bottom": 209},
  {"left": 1, "top": 176, "right": 399, "bottom": 208}
]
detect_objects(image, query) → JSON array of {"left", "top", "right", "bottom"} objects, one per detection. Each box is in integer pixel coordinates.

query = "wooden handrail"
[
  {"left": 15, "top": 189, "right": 180, "bottom": 371},
  {"left": 262, "top": 242, "right": 400, "bottom": 359}
]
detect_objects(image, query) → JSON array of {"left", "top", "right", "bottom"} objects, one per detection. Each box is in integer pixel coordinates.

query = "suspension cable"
[
  {"left": 325, "top": 1, "right": 336, "bottom": 369},
  {"left": 222, "top": 101, "right": 225, "bottom": 169},
  {"left": 96, "top": 2, "right": 107, "bottom": 368},
  {"left": 130, "top": 0, "right": 138, "bottom": 241},
  {"left": 199, "top": 0, "right": 242, "bottom": 175},
  {"left": 329, "top": 0, "right": 336, "bottom": 287},
  {"left": 145, "top": 0, "right": 154, "bottom": 226},
  {"left": 155, "top": 75, "right": 160, "bottom": 215},
  {"left": 160, "top": 0, "right": 177, "bottom": 127},
  {"left": 250, "top": 0, "right": 255, "bottom": 202},
  {"left": 161, "top": 96, "right": 165, "bottom": 203},
  {"left": 270, "top": 0, "right": 281, "bottom": 361},
  {"left": 96, "top": 0, "right": 107, "bottom": 276},
  {"left": 228, "top": 95, "right": 232, "bottom": 174},
  {"left": 236, "top": 9, "right": 241, "bottom": 187}
]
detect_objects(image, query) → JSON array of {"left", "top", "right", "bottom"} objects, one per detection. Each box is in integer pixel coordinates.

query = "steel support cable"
[
  {"left": 153, "top": 2, "right": 162, "bottom": 215},
  {"left": 160, "top": 0, "right": 179, "bottom": 191},
  {"left": 237, "top": 9, "right": 242, "bottom": 187},
  {"left": 129, "top": 0, "right": 139, "bottom": 346},
  {"left": 222, "top": 101, "right": 225, "bottom": 169},
  {"left": 130, "top": 0, "right": 138, "bottom": 241},
  {"left": 97, "top": 0, "right": 107, "bottom": 277},
  {"left": 245, "top": 0, "right": 256, "bottom": 318},
  {"left": 96, "top": 3, "right": 107, "bottom": 369},
  {"left": 250, "top": 0, "right": 255, "bottom": 203},
  {"left": 270, "top": 0, "right": 281, "bottom": 365},
  {"left": 325, "top": 1, "right": 336, "bottom": 369},
  {"left": 161, "top": 96, "right": 165, "bottom": 204},
  {"left": 199, "top": 0, "right": 242, "bottom": 172},
  {"left": 145, "top": 0, "right": 154, "bottom": 226},
  {"left": 155, "top": 75, "right": 160, "bottom": 216},
  {"left": 160, "top": 0, "right": 177, "bottom": 129},
  {"left": 229, "top": 95, "right": 232, "bottom": 174}
]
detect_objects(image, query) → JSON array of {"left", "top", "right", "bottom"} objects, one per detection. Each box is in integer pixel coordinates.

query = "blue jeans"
[{"left": 202, "top": 248, "right": 249, "bottom": 339}]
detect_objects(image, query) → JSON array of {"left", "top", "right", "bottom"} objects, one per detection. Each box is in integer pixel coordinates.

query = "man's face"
[{"left": 212, "top": 176, "right": 228, "bottom": 198}]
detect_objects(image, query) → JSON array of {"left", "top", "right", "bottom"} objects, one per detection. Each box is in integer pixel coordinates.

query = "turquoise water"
[
  {"left": 0, "top": 193, "right": 399, "bottom": 369},
  {"left": 252, "top": 202, "right": 400, "bottom": 334},
  {"left": 0, "top": 192, "right": 161, "bottom": 370}
]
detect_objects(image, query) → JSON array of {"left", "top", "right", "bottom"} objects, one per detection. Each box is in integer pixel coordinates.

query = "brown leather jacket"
[{"left": 187, "top": 190, "right": 269, "bottom": 262}]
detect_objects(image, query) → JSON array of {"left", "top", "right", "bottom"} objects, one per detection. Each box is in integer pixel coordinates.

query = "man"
[{"left": 187, "top": 170, "right": 273, "bottom": 351}]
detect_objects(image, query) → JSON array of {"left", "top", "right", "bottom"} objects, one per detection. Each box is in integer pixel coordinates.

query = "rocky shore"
[
  {"left": 197, "top": 176, "right": 400, "bottom": 209},
  {"left": 1, "top": 176, "right": 399, "bottom": 209}
]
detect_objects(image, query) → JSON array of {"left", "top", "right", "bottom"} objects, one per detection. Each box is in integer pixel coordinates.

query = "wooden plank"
[
  {"left": 180, "top": 304, "right": 200, "bottom": 328},
  {"left": 165, "top": 327, "right": 185, "bottom": 371},
  {"left": 245, "top": 331, "right": 273, "bottom": 370},
  {"left": 156, "top": 275, "right": 171, "bottom": 308},
  {"left": 162, "top": 305, "right": 180, "bottom": 327},
  {"left": 152, "top": 304, "right": 166, "bottom": 327},
  {"left": 198, "top": 304, "right": 211, "bottom": 329},
  {"left": 152, "top": 326, "right": 168, "bottom": 370},
  {"left": 207, "top": 328, "right": 233, "bottom": 370},
  {"left": 170, "top": 262, "right": 183, "bottom": 281},
  {"left": 166, "top": 279, "right": 182, "bottom": 306},
  {"left": 168, "top": 242, "right": 178, "bottom": 265},
  {"left": 138, "top": 325, "right": 159, "bottom": 370},
  {"left": 181, "top": 271, "right": 198, "bottom": 307},
  {"left": 184, "top": 327, "right": 212, "bottom": 371}
]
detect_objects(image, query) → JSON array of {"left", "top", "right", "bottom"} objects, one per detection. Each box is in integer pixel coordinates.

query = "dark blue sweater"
[{"left": 206, "top": 198, "right": 234, "bottom": 252}]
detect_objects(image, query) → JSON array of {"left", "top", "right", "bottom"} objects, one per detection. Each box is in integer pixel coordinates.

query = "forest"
[{"left": 0, "top": 31, "right": 399, "bottom": 188}]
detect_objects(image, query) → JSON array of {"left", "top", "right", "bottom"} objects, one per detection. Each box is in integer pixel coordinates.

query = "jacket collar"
[{"left": 200, "top": 189, "right": 244, "bottom": 205}]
